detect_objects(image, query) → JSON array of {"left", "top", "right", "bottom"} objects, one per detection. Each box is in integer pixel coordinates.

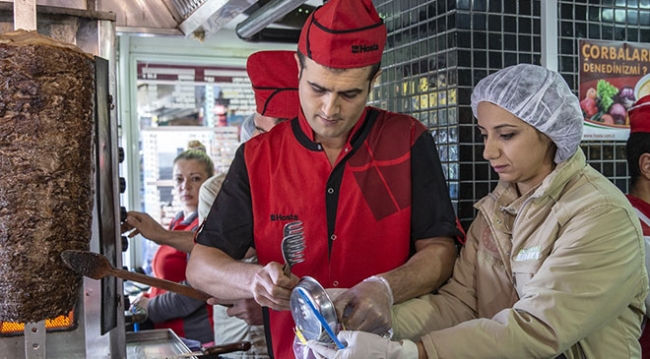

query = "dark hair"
[
  {"left": 626, "top": 132, "right": 650, "bottom": 188},
  {"left": 296, "top": 51, "right": 381, "bottom": 83},
  {"left": 174, "top": 149, "right": 215, "bottom": 178}
]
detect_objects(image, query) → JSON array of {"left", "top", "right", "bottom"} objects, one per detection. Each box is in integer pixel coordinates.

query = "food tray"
[{"left": 126, "top": 329, "right": 195, "bottom": 358}]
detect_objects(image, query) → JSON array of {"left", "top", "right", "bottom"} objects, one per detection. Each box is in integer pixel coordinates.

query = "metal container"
[
  {"left": 290, "top": 276, "right": 339, "bottom": 344},
  {"left": 126, "top": 329, "right": 194, "bottom": 358}
]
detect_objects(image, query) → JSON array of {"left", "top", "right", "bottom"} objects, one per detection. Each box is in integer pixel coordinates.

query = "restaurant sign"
[{"left": 578, "top": 39, "right": 650, "bottom": 141}]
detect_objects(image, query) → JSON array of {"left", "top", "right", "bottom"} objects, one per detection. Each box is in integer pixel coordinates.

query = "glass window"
[{"left": 135, "top": 61, "right": 251, "bottom": 273}]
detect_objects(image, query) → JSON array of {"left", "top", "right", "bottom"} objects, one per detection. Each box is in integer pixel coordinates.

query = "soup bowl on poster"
[{"left": 635, "top": 73, "right": 650, "bottom": 100}]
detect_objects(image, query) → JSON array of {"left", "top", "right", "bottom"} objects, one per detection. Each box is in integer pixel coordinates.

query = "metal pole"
[
  {"left": 13, "top": 0, "right": 37, "bottom": 31},
  {"left": 540, "top": 0, "right": 558, "bottom": 71},
  {"left": 24, "top": 321, "right": 46, "bottom": 359}
]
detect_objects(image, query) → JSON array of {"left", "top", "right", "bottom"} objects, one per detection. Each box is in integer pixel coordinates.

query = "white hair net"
[
  {"left": 240, "top": 113, "right": 256, "bottom": 143},
  {"left": 470, "top": 64, "right": 583, "bottom": 164}
]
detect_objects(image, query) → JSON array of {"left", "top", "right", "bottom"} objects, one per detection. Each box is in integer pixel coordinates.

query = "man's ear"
[
  {"left": 639, "top": 153, "right": 650, "bottom": 180},
  {"left": 294, "top": 52, "right": 302, "bottom": 79}
]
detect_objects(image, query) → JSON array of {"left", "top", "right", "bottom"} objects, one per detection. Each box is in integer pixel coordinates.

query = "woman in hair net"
[{"left": 308, "top": 64, "right": 649, "bottom": 358}]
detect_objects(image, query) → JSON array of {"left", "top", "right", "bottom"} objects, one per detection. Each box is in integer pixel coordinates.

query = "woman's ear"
[{"left": 639, "top": 153, "right": 650, "bottom": 180}]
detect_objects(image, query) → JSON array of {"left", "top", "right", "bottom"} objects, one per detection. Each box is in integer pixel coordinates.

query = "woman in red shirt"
[{"left": 130, "top": 148, "right": 215, "bottom": 345}]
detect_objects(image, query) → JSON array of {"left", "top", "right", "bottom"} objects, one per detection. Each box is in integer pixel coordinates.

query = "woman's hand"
[{"left": 121, "top": 211, "right": 166, "bottom": 244}]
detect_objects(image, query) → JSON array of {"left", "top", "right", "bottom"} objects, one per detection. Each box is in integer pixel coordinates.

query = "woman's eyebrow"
[{"left": 477, "top": 124, "right": 519, "bottom": 130}]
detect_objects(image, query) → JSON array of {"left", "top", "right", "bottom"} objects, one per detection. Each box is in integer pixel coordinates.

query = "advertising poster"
[{"left": 578, "top": 39, "right": 650, "bottom": 140}]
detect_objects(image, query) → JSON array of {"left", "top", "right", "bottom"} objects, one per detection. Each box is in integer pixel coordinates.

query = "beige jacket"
[{"left": 392, "top": 149, "right": 648, "bottom": 358}]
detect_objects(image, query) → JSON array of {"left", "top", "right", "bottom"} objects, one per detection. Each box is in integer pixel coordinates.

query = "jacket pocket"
[{"left": 511, "top": 258, "right": 543, "bottom": 297}]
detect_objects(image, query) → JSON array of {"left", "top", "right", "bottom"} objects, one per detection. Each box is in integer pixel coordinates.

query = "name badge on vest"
[{"left": 514, "top": 245, "right": 542, "bottom": 261}]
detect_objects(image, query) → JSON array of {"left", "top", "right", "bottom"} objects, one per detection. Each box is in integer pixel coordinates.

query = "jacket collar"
[
  {"left": 293, "top": 107, "right": 377, "bottom": 155},
  {"left": 474, "top": 148, "right": 586, "bottom": 236},
  {"left": 532, "top": 147, "right": 586, "bottom": 201},
  {"left": 475, "top": 148, "right": 586, "bottom": 213}
]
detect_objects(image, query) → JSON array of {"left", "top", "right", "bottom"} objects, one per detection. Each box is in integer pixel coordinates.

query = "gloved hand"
[
  {"left": 325, "top": 288, "right": 347, "bottom": 301},
  {"left": 131, "top": 294, "right": 150, "bottom": 312},
  {"left": 333, "top": 276, "right": 393, "bottom": 334},
  {"left": 293, "top": 331, "right": 337, "bottom": 359},
  {"left": 307, "top": 331, "right": 418, "bottom": 359}
]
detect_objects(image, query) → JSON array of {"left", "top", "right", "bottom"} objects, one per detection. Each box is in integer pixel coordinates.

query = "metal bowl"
[{"left": 290, "top": 276, "right": 339, "bottom": 343}]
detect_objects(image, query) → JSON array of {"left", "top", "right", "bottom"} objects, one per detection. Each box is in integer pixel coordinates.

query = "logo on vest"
[
  {"left": 270, "top": 213, "right": 299, "bottom": 221},
  {"left": 351, "top": 44, "right": 379, "bottom": 54}
]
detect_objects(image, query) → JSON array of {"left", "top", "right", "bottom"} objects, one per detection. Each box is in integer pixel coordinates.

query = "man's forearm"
[
  {"left": 381, "top": 237, "right": 456, "bottom": 303},
  {"left": 186, "top": 244, "right": 260, "bottom": 300}
]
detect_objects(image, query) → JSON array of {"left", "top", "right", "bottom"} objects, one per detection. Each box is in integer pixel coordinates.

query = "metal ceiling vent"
[
  {"left": 167, "top": 0, "right": 316, "bottom": 42},
  {"left": 168, "top": 0, "right": 256, "bottom": 41},
  {"left": 235, "top": 0, "right": 309, "bottom": 42},
  {"left": 170, "top": 0, "right": 206, "bottom": 19}
]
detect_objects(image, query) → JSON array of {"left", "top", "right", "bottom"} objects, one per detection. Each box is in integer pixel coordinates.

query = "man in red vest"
[
  {"left": 626, "top": 94, "right": 650, "bottom": 358},
  {"left": 188, "top": 0, "right": 462, "bottom": 357}
]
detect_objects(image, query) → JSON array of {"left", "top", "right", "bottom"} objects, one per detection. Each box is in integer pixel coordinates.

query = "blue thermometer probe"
[{"left": 297, "top": 287, "right": 346, "bottom": 349}]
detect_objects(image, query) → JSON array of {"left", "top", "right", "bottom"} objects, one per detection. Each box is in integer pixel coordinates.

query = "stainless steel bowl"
[{"left": 290, "top": 276, "right": 339, "bottom": 343}]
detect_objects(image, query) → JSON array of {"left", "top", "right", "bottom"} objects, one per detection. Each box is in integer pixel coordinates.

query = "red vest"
[
  {"left": 150, "top": 213, "right": 213, "bottom": 341},
  {"left": 150, "top": 212, "right": 199, "bottom": 296},
  {"left": 627, "top": 194, "right": 650, "bottom": 358},
  {"left": 244, "top": 108, "right": 424, "bottom": 358}
]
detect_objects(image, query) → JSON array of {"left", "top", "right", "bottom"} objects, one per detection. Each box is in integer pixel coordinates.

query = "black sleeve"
[
  {"left": 195, "top": 144, "right": 254, "bottom": 260},
  {"left": 411, "top": 131, "right": 463, "bottom": 242},
  {"left": 147, "top": 281, "right": 205, "bottom": 322}
]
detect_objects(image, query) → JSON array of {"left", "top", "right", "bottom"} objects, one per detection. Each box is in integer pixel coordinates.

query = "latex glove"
[
  {"left": 293, "top": 332, "right": 334, "bottom": 359},
  {"left": 333, "top": 276, "right": 393, "bottom": 334},
  {"left": 131, "top": 294, "right": 150, "bottom": 312},
  {"left": 307, "top": 331, "right": 418, "bottom": 359},
  {"left": 325, "top": 288, "right": 347, "bottom": 301}
]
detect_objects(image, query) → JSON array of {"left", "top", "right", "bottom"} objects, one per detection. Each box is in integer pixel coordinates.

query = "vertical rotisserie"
[{"left": 0, "top": 30, "right": 94, "bottom": 323}]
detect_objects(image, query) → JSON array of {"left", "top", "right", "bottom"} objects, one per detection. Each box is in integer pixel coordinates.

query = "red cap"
[
  {"left": 246, "top": 50, "right": 299, "bottom": 119},
  {"left": 298, "top": 0, "right": 386, "bottom": 69},
  {"left": 629, "top": 94, "right": 650, "bottom": 133}
]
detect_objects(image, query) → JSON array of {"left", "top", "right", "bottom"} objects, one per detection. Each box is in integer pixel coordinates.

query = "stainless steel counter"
[{"left": 126, "top": 329, "right": 196, "bottom": 359}]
